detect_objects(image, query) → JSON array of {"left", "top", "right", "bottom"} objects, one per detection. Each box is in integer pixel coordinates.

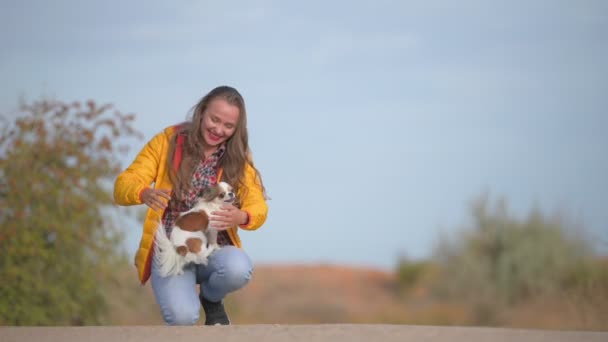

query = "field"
[{"left": 106, "top": 263, "right": 607, "bottom": 330}]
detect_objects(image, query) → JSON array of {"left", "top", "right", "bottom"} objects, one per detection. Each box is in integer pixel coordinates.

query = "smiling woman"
[
  {"left": 113, "top": 85, "right": 268, "bottom": 326},
  {"left": 201, "top": 100, "right": 239, "bottom": 146}
]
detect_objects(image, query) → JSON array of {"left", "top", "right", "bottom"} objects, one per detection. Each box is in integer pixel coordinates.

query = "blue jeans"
[{"left": 151, "top": 245, "right": 253, "bottom": 325}]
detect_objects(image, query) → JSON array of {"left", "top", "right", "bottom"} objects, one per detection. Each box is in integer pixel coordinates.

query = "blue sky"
[{"left": 1, "top": 0, "right": 607, "bottom": 270}]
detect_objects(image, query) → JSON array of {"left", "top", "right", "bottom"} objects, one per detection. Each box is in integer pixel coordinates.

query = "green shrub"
[
  {"left": 0, "top": 99, "right": 140, "bottom": 325},
  {"left": 432, "top": 194, "right": 594, "bottom": 308}
]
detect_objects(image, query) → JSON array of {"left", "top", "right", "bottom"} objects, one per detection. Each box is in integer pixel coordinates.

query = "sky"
[{"left": 1, "top": 0, "right": 607, "bottom": 270}]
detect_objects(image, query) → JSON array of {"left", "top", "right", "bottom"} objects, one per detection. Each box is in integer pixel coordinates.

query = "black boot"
[{"left": 200, "top": 295, "right": 230, "bottom": 325}]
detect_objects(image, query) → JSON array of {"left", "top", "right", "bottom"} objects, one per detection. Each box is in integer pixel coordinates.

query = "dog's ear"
[
  {"left": 202, "top": 185, "right": 219, "bottom": 201},
  {"left": 175, "top": 211, "right": 209, "bottom": 232}
]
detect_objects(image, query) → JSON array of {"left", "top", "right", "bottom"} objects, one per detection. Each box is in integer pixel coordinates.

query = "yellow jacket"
[{"left": 114, "top": 125, "right": 268, "bottom": 284}]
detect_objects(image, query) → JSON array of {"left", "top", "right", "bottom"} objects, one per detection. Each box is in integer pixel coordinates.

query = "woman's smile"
[{"left": 207, "top": 130, "right": 222, "bottom": 142}]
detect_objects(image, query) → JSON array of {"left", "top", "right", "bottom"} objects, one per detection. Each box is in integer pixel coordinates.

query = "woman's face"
[{"left": 200, "top": 98, "right": 240, "bottom": 148}]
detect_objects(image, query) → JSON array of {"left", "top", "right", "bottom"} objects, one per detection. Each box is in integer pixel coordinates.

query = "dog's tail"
[{"left": 153, "top": 223, "right": 186, "bottom": 277}]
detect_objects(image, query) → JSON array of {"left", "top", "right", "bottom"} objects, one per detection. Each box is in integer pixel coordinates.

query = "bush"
[
  {"left": 431, "top": 194, "right": 596, "bottom": 323},
  {"left": 0, "top": 99, "right": 141, "bottom": 325}
]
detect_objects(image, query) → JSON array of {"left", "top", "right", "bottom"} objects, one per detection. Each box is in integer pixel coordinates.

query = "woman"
[{"left": 113, "top": 86, "right": 268, "bottom": 325}]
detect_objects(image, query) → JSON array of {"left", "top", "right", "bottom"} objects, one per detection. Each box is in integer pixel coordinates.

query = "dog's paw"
[
  {"left": 190, "top": 251, "right": 207, "bottom": 265},
  {"left": 208, "top": 244, "right": 221, "bottom": 254},
  {"left": 184, "top": 253, "right": 196, "bottom": 264},
  {"left": 198, "top": 257, "right": 209, "bottom": 266}
]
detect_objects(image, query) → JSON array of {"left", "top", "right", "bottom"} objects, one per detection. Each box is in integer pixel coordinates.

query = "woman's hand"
[
  {"left": 141, "top": 188, "right": 171, "bottom": 211},
  {"left": 210, "top": 204, "right": 248, "bottom": 231}
]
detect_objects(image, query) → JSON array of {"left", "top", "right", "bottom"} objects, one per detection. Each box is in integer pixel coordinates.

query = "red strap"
[{"left": 173, "top": 133, "right": 184, "bottom": 171}]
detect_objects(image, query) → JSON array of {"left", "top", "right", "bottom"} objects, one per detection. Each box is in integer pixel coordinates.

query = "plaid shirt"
[{"left": 161, "top": 144, "right": 233, "bottom": 246}]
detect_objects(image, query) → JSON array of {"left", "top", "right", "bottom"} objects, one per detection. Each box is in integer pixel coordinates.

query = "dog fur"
[{"left": 153, "top": 181, "right": 236, "bottom": 277}]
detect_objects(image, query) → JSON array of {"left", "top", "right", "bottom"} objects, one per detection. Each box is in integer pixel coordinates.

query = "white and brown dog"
[{"left": 153, "top": 181, "right": 236, "bottom": 277}]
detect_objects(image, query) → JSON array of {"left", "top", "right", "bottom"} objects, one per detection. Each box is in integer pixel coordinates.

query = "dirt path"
[{"left": 3, "top": 325, "right": 606, "bottom": 342}]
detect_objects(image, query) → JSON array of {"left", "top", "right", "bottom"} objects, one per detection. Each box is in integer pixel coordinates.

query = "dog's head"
[{"left": 201, "top": 181, "right": 235, "bottom": 204}]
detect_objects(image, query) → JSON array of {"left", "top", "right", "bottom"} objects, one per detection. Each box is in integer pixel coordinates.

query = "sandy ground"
[{"left": 3, "top": 325, "right": 607, "bottom": 342}]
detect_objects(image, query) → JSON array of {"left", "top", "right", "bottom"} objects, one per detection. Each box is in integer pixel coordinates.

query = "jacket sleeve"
[
  {"left": 238, "top": 162, "right": 268, "bottom": 231},
  {"left": 113, "top": 132, "right": 166, "bottom": 206}
]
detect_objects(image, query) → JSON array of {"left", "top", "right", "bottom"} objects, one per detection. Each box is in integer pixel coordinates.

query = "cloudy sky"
[{"left": 1, "top": 0, "right": 607, "bottom": 269}]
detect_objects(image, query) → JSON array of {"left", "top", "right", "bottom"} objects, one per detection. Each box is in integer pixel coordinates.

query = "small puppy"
[{"left": 154, "top": 181, "right": 236, "bottom": 277}]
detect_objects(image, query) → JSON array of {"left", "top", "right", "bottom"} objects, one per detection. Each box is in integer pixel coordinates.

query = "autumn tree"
[{"left": 0, "top": 99, "right": 141, "bottom": 325}]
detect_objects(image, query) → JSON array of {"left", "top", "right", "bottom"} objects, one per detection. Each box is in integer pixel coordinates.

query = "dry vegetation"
[
  {"left": 106, "top": 261, "right": 607, "bottom": 331},
  {"left": 105, "top": 197, "right": 608, "bottom": 331}
]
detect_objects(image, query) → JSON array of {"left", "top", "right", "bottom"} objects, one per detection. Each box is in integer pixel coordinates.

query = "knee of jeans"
[
  {"left": 162, "top": 303, "right": 200, "bottom": 326},
  {"left": 223, "top": 251, "right": 254, "bottom": 289}
]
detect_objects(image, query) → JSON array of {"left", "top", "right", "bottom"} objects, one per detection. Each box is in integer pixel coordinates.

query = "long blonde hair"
[{"left": 167, "top": 86, "right": 264, "bottom": 203}]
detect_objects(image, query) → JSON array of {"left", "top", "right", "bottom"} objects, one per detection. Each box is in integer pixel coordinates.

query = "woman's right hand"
[{"left": 141, "top": 188, "right": 171, "bottom": 211}]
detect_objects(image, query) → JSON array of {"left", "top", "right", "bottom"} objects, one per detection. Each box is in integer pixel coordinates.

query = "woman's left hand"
[{"left": 210, "top": 204, "right": 248, "bottom": 230}]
